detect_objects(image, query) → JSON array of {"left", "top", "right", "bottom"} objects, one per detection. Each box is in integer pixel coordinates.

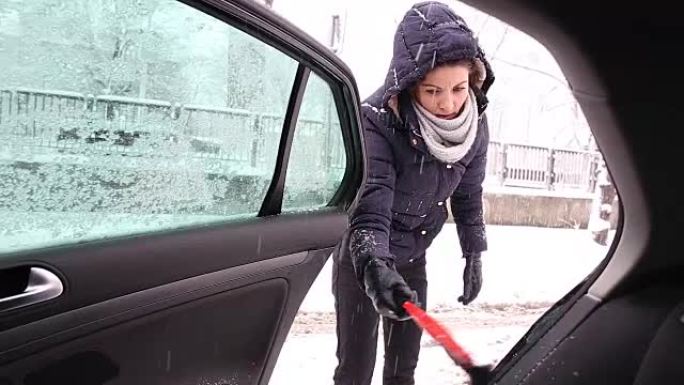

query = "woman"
[{"left": 332, "top": 2, "right": 495, "bottom": 385}]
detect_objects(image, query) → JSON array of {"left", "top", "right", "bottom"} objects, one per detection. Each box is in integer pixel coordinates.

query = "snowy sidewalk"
[
  {"left": 299, "top": 224, "right": 610, "bottom": 312},
  {"left": 271, "top": 225, "right": 612, "bottom": 385}
]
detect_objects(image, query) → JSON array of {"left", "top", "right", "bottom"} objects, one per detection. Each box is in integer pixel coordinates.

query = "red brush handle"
[{"left": 403, "top": 301, "right": 474, "bottom": 369}]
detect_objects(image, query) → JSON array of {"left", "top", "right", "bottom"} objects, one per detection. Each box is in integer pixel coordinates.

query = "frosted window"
[
  {"left": 282, "top": 73, "right": 346, "bottom": 212},
  {"left": 0, "top": 0, "right": 298, "bottom": 253}
]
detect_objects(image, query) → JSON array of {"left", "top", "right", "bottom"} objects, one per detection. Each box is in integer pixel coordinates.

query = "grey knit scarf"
[{"left": 412, "top": 89, "right": 479, "bottom": 164}]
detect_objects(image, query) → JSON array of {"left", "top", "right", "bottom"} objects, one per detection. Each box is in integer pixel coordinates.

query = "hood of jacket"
[{"left": 379, "top": 1, "right": 495, "bottom": 117}]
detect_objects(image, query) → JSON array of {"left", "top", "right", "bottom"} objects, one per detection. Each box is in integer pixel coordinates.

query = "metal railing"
[
  {"left": 0, "top": 87, "right": 346, "bottom": 171},
  {"left": 1, "top": 87, "right": 598, "bottom": 192},
  {"left": 485, "top": 142, "right": 601, "bottom": 192}
]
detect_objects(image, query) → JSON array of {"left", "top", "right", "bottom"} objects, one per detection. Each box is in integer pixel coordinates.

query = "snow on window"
[
  {"left": 282, "top": 73, "right": 347, "bottom": 212},
  {"left": 0, "top": 0, "right": 301, "bottom": 253}
]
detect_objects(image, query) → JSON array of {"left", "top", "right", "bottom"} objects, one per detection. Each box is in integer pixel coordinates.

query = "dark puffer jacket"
[{"left": 345, "top": 1, "right": 495, "bottom": 279}]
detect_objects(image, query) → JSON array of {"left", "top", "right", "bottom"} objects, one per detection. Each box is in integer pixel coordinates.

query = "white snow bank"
[{"left": 299, "top": 224, "right": 612, "bottom": 312}]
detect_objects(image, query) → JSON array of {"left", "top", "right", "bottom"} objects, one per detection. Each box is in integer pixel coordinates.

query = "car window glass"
[
  {"left": 0, "top": 0, "right": 298, "bottom": 254},
  {"left": 282, "top": 72, "right": 346, "bottom": 212}
]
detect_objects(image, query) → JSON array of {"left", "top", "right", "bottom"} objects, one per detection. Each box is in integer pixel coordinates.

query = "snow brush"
[{"left": 403, "top": 301, "right": 492, "bottom": 385}]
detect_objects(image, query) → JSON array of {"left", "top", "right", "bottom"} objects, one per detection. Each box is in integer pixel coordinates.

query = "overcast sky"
[{"left": 271, "top": 0, "right": 592, "bottom": 148}]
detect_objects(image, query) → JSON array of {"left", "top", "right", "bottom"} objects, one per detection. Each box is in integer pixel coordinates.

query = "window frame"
[
  {"left": 0, "top": 0, "right": 364, "bottom": 255},
  {"left": 180, "top": 0, "right": 364, "bottom": 217}
]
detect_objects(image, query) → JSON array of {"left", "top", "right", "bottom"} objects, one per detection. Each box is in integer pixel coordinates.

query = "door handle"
[{"left": 0, "top": 267, "right": 64, "bottom": 312}]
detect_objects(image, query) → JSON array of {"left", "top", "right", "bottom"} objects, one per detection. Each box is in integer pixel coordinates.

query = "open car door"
[{"left": 0, "top": 0, "right": 363, "bottom": 384}]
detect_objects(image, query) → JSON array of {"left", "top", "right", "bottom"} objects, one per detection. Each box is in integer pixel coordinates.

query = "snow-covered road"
[{"left": 271, "top": 224, "right": 614, "bottom": 385}]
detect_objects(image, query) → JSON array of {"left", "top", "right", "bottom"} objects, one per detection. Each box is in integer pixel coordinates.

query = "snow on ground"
[
  {"left": 298, "top": 224, "right": 610, "bottom": 313},
  {"left": 271, "top": 323, "right": 531, "bottom": 385},
  {"left": 270, "top": 225, "right": 614, "bottom": 385}
]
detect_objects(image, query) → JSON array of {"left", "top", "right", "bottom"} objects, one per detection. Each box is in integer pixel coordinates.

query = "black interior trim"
[
  {"left": 0, "top": 251, "right": 308, "bottom": 365},
  {"left": 0, "top": 267, "right": 30, "bottom": 298},
  {"left": 3, "top": 279, "right": 291, "bottom": 385},
  {"left": 1, "top": 248, "right": 334, "bottom": 385},
  {"left": 327, "top": 79, "right": 364, "bottom": 210},
  {"left": 494, "top": 295, "right": 600, "bottom": 385},
  {"left": 500, "top": 283, "right": 684, "bottom": 385},
  {"left": 0, "top": 211, "right": 347, "bottom": 331},
  {"left": 258, "top": 64, "right": 310, "bottom": 216}
]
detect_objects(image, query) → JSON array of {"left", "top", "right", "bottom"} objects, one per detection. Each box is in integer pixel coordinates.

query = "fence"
[
  {"left": 484, "top": 142, "right": 601, "bottom": 192},
  {"left": 0, "top": 88, "right": 346, "bottom": 172},
  {"left": 0, "top": 88, "right": 599, "bottom": 192}
]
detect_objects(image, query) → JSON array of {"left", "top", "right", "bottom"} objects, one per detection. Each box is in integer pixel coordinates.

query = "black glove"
[
  {"left": 458, "top": 253, "right": 482, "bottom": 305},
  {"left": 363, "top": 257, "right": 418, "bottom": 321}
]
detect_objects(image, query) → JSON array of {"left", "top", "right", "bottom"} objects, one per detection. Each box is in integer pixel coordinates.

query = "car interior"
[
  {"left": 472, "top": 0, "right": 684, "bottom": 384},
  {"left": 0, "top": 0, "right": 681, "bottom": 384}
]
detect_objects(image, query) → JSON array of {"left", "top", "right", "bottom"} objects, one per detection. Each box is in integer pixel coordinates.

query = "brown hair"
[{"left": 443, "top": 58, "right": 486, "bottom": 89}]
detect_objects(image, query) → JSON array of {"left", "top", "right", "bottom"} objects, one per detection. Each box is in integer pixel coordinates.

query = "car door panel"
[
  {"left": 0, "top": 0, "right": 363, "bottom": 383},
  {"left": 5, "top": 279, "right": 288, "bottom": 385},
  {"left": 0, "top": 212, "right": 347, "bottom": 329},
  {"left": 1, "top": 246, "right": 336, "bottom": 384},
  {"left": 5, "top": 280, "right": 287, "bottom": 385},
  {"left": 0, "top": 211, "right": 347, "bottom": 383},
  {"left": 495, "top": 283, "right": 684, "bottom": 385}
]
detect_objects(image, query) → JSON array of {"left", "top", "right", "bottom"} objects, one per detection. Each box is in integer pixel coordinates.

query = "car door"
[{"left": 0, "top": 0, "right": 363, "bottom": 384}]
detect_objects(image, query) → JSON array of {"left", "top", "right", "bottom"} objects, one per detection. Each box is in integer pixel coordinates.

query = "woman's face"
[{"left": 414, "top": 64, "right": 470, "bottom": 120}]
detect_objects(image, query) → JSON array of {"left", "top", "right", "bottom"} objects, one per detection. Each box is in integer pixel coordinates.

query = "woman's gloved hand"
[
  {"left": 363, "top": 257, "right": 418, "bottom": 320},
  {"left": 458, "top": 252, "right": 482, "bottom": 305}
]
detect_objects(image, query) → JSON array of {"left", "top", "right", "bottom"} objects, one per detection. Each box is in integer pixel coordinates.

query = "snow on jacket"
[{"left": 346, "top": 1, "right": 495, "bottom": 278}]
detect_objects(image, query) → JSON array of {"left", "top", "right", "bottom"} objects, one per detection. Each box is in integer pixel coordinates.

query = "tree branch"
[{"left": 492, "top": 57, "right": 570, "bottom": 88}]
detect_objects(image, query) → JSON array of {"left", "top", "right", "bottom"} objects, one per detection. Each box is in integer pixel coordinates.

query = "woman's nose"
[{"left": 438, "top": 94, "right": 455, "bottom": 112}]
